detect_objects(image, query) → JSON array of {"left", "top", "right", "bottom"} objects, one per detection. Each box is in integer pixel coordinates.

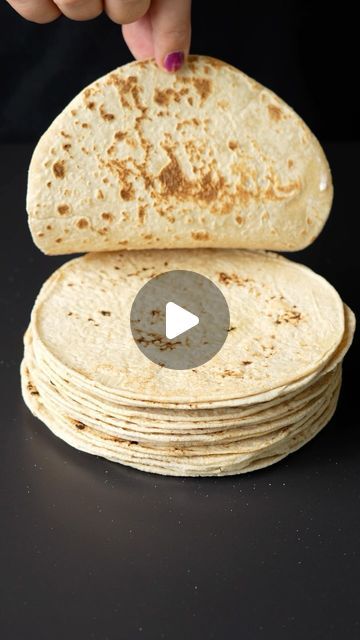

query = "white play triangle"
[{"left": 165, "top": 302, "right": 199, "bottom": 340}]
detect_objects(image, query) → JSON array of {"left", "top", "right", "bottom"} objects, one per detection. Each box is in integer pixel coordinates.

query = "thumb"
[{"left": 150, "top": 0, "right": 192, "bottom": 72}]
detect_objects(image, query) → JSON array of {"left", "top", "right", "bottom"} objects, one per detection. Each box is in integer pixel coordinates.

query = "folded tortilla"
[{"left": 27, "top": 55, "right": 332, "bottom": 255}]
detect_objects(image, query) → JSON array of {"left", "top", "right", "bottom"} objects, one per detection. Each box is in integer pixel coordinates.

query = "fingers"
[
  {"left": 7, "top": 0, "right": 192, "bottom": 74},
  {"left": 104, "top": 0, "right": 150, "bottom": 25},
  {"left": 122, "top": 14, "right": 155, "bottom": 60},
  {"left": 122, "top": 0, "right": 191, "bottom": 71},
  {"left": 150, "top": 0, "right": 191, "bottom": 71},
  {"left": 53, "top": 0, "right": 102, "bottom": 20},
  {"left": 6, "top": 0, "right": 61, "bottom": 23}
]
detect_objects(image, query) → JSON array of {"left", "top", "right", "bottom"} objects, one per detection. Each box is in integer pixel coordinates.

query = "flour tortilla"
[
  {"left": 21, "top": 357, "right": 340, "bottom": 476},
  {"left": 25, "top": 353, "right": 342, "bottom": 447},
  {"left": 27, "top": 55, "right": 332, "bottom": 255},
  {"left": 25, "top": 326, "right": 341, "bottom": 424},
  {"left": 23, "top": 356, "right": 339, "bottom": 456},
  {"left": 24, "top": 329, "right": 340, "bottom": 428},
  {"left": 24, "top": 333, "right": 341, "bottom": 445},
  {"left": 30, "top": 250, "right": 347, "bottom": 406}
]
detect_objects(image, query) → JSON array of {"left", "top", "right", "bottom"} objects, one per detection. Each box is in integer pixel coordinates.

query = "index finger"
[{"left": 150, "top": 0, "right": 192, "bottom": 71}]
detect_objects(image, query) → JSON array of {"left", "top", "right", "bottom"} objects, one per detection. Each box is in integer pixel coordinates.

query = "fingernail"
[{"left": 163, "top": 51, "right": 184, "bottom": 72}]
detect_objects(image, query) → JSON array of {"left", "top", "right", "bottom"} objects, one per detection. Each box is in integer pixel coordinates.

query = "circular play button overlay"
[{"left": 130, "top": 270, "right": 230, "bottom": 370}]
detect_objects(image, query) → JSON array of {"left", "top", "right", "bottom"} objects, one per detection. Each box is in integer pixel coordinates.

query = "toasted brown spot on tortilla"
[
  {"left": 57, "top": 204, "right": 70, "bottom": 215},
  {"left": 81, "top": 122, "right": 89, "bottom": 129},
  {"left": 74, "top": 421, "right": 86, "bottom": 430},
  {"left": 158, "top": 151, "right": 186, "bottom": 195},
  {"left": 236, "top": 215, "right": 243, "bottom": 224},
  {"left": 46, "top": 225, "right": 52, "bottom": 230},
  {"left": 192, "top": 78, "right": 212, "bottom": 102},
  {"left": 275, "top": 309, "right": 302, "bottom": 325},
  {"left": 154, "top": 89, "right": 170, "bottom": 106},
  {"left": 288, "top": 159, "right": 294, "bottom": 168},
  {"left": 53, "top": 161, "right": 65, "bottom": 179},
  {"left": 120, "top": 185, "right": 135, "bottom": 200},
  {"left": 46, "top": 181, "right": 51, "bottom": 188},
  {"left": 105, "top": 159, "right": 135, "bottom": 201},
  {"left": 191, "top": 231, "right": 209, "bottom": 241},
  {"left": 100, "top": 310, "right": 111, "bottom": 316},
  {"left": 138, "top": 206, "right": 146, "bottom": 224},
  {"left": 115, "top": 131, "right": 126, "bottom": 141},
  {"left": 262, "top": 176, "right": 300, "bottom": 201},
  {"left": 106, "top": 74, "right": 144, "bottom": 112},
  {"left": 76, "top": 218, "right": 89, "bottom": 229},
  {"left": 228, "top": 141, "right": 238, "bottom": 150},
  {"left": 154, "top": 87, "right": 189, "bottom": 106},
  {"left": 158, "top": 147, "right": 224, "bottom": 204},
  {"left": 275, "top": 181, "right": 300, "bottom": 194},
  {"left": 200, "top": 171, "right": 224, "bottom": 203},
  {"left": 86, "top": 101, "right": 95, "bottom": 110},
  {"left": 221, "top": 369, "right": 243, "bottom": 378},
  {"left": 27, "top": 381, "right": 39, "bottom": 395},
  {"left": 100, "top": 104, "right": 115, "bottom": 121},
  {"left": 218, "top": 272, "right": 251, "bottom": 286},
  {"left": 62, "top": 143, "right": 71, "bottom": 151},
  {"left": 55, "top": 238, "right": 62, "bottom": 243},
  {"left": 268, "top": 104, "right": 282, "bottom": 121},
  {"left": 101, "top": 212, "right": 113, "bottom": 222},
  {"left": 96, "top": 189, "right": 104, "bottom": 200},
  {"left": 203, "top": 56, "right": 222, "bottom": 68}
]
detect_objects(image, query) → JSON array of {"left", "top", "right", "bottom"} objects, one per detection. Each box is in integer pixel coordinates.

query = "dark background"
[
  {"left": 0, "top": 2, "right": 359, "bottom": 640},
  {"left": 0, "top": 0, "right": 359, "bottom": 143}
]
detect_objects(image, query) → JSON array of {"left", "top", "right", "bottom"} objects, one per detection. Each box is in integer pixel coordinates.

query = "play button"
[
  {"left": 130, "top": 270, "right": 230, "bottom": 370},
  {"left": 165, "top": 302, "right": 199, "bottom": 340}
]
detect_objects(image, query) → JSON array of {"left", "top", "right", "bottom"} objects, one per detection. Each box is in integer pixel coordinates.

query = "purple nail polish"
[{"left": 163, "top": 51, "right": 184, "bottom": 72}]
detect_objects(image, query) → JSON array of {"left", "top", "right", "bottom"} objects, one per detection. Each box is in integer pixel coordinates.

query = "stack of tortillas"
[{"left": 21, "top": 56, "right": 355, "bottom": 476}]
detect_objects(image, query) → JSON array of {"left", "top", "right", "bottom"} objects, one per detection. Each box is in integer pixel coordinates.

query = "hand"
[{"left": 6, "top": 0, "right": 192, "bottom": 71}]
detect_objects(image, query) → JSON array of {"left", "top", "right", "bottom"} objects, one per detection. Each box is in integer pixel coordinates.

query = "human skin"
[{"left": 5, "top": 0, "right": 192, "bottom": 71}]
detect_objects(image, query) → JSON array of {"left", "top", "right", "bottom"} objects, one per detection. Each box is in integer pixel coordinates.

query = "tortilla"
[
  {"left": 21, "top": 356, "right": 341, "bottom": 476},
  {"left": 29, "top": 249, "right": 347, "bottom": 406},
  {"left": 26, "top": 346, "right": 341, "bottom": 437},
  {"left": 27, "top": 55, "right": 332, "bottom": 255}
]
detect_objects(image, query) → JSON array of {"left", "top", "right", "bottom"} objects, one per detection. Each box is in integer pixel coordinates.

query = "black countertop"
[{"left": 1, "top": 143, "right": 359, "bottom": 640}]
